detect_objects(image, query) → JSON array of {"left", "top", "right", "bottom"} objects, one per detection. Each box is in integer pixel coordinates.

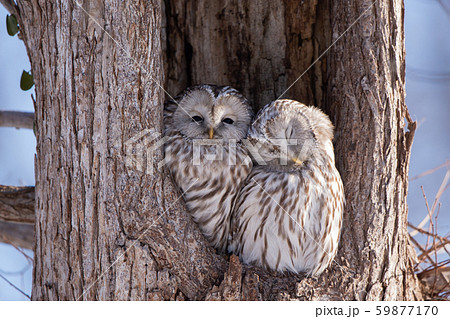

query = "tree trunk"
[
  {"left": 17, "top": 0, "right": 225, "bottom": 300},
  {"left": 15, "top": 0, "right": 422, "bottom": 300},
  {"left": 164, "top": 0, "right": 422, "bottom": 300},
  {"left": 163, "top": 0, "right": 322, "bottom": 108},
  {"left": 325, "top": 1, "right": 420, "bottom": 300}
]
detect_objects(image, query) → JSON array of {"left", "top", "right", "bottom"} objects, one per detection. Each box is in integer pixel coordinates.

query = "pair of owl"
[{"left": 164, "top": 84, "right": 344, "bottom": 276}]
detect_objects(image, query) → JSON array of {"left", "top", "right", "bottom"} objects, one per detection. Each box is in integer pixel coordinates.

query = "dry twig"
[{"left": 409, "top": 169, "right": 450, "bottom": 300}]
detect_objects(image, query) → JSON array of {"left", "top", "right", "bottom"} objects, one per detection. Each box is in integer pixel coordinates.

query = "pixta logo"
[{"left": 125, "top": 129, "right": 315, "bottom": 174}]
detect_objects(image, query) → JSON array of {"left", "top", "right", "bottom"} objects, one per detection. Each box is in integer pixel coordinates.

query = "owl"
[
  {"left": 164, "top": 84, "right": 253, "bottom": 252},
  {"left": 228, "top": 99, "right": 344, "bottom": 276}
]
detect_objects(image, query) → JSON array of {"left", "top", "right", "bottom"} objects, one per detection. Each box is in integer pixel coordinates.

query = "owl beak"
[
  {"left": 209, "top": 127, "right": 214, "bottom": 139},
  {"left": 291, "top": 157, "right": 303, "bottom": 166}
]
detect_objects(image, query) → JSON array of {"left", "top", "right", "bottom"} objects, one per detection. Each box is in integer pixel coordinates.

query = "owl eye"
[
  {"left": 192, "top": 115, "right": 203, "bottom": 123},
  {"left": 222, "top": 118, "right": 234, "bottom": 125}
]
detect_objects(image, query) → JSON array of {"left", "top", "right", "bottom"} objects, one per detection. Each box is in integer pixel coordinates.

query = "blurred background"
[{"left": 0, "top": 0, "right": 449, "bottom": 300}]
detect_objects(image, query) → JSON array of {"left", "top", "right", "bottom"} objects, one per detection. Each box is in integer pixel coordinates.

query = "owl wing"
[{"left": 229, "top": 164, "right": 344, "bottom": 275}]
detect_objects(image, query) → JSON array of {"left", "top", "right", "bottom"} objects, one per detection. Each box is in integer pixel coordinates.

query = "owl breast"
[
  {"left": 165, "top": 127, "right": 252, "bottom": 252},
  {"left": 229, "top": 158, "right": 344, "bottom": 276}
]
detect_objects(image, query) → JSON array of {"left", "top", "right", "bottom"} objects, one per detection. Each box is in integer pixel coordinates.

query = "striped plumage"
[
  {"left": 229, "top": 99, "right": 344, "bottom": 276},
  {"left": 164, "top": 85, "right": 253, "bottom": 252}
]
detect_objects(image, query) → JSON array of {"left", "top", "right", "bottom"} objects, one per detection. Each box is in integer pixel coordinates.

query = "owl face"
[
  {"left": 171, "top": 85, "right": 253, "bottom": 141},
  {"left": 248, "top": 100, "right": 333, "bottom": 168}
]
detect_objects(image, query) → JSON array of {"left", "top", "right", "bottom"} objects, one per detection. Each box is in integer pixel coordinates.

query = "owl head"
[
  {"left": 248, "top": 99, "right": 334, "bottom": 168},
  {"left": 168, "top": 85, "right": 253, "bottom": 141}
]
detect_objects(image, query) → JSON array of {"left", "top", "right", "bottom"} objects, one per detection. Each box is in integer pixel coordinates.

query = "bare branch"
[
  {"left": 409, "top": 160, "right": 450, "bottom": 181},
  {"left": 0, "top": 111, "right": 34, "bottom": 129},
  {"left": 408, "top": 222, "right": 449, "bottom": 244},
  {"left": 418, "top": 266, "right": 450, "bottom": 300},
  {"left": 0, "top": 272, "right": 31, "bottom": 299},
  {"left": 0, "top": 185, "right": 35, "bottom": 224},
  {"left": 409, "top": 234, "right": 435, "bottom": 266},
  {"left": 0, "top": 0, "right": 17, "bottom": 16},
  {"left": 410, "top": 171, "right": 450, "bottom": 237},
  {"left": 0, "top": 221, "right": 34, "bottom": 250}
]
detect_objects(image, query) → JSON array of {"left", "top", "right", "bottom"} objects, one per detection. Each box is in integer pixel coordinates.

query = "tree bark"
[
  {"left": 0, "top": 186, "right": 35, "bottom": 249},
  {"left": 164, "top": 0, "right": 322, "bottom": 108},
  {"left": 0, "top": 185, "right": 35, "bottom": 224},
  {"left": 17, "top": 0, "right": 225, "bottom": 300},
  {"left": 325, "top": 1, "right": 421, "bottom": 300},
  {"left": 0, "top": 0, "right": 17, "bottom": 16},
  {"left": 163, "top": 0, "right": 422, "bottom": 300},
  {"left": 14, "top": 0, "right": 422, "bottom": 300}
]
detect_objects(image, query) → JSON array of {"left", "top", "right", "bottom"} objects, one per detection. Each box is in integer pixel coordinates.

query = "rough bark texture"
[
  {"left": 163, "top": 0, "right": 421, "bottom": 300},
  {"left": 324, "top": 1, "right": 420, "bottom": 301},
  {"left": 0, "top": 185, "right": 35, "bottom": 224},
  {"left": 164, "top": 0, "right": 321, "bottom": 108},
  {"left": 14, "top": 0, "right": 422, "bottom": 300},
  {"left": 18, "top": 0, "right": 225, "bottom": 300},
  {"left": 0, "top": 185, "right": 35, "bottom": 249}
]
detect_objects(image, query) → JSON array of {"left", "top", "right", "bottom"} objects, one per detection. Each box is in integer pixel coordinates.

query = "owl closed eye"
[{"left": 229, "top": 99, "right": 344, "bottom": 276}]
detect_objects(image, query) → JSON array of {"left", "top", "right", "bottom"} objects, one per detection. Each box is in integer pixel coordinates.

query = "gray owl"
[
  {"left": 164, "top": 85, "right": 253, "bottom": 252},
  {"left": 229, "top": 99, "right": 344, "bottom": 276}
]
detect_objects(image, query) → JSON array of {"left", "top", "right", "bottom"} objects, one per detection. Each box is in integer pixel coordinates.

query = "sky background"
[{"left": 0, "top": 1, "right": 449, "bottom": 300}]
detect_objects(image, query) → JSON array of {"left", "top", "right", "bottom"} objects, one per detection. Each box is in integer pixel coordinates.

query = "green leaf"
[
  {"left": 20, "top": 70, "right": 34, "bottom": 91},
  {"left": 6, "top": 14, "right": 19, "bottom": 36}
]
